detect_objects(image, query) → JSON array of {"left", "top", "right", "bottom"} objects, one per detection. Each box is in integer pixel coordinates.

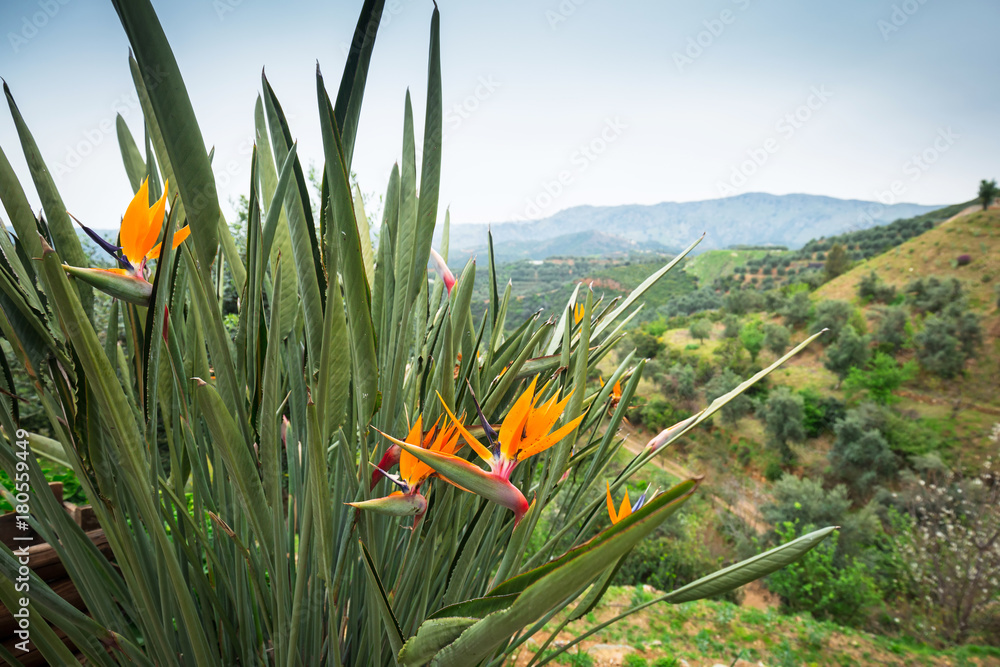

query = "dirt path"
[{"left": 617, "top": 423, "right": 768, "bottom": 535}]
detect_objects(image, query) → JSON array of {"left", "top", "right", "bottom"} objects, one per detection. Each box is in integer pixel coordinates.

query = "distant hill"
[{"left": 444, "top": 193, "right": 940, "bottom": 264}]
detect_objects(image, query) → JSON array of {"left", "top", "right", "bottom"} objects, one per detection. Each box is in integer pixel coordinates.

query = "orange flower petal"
[
  {"left": 499, "top": 376, "right": 538, "bottom": 459},
  {"left": 146, "top": 226, "right": 191, "bottom": 260},
  {"left": 120, "top": 178, "right": 150, "bottom": 264},
  {"left": 438, "top": 393, "right": 494, "bottom": 464},
  {"left": 138, "top": 180, "right": 169, "bottom": 260}
]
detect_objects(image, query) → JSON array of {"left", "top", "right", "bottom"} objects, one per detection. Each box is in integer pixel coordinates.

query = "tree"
[
  {"left": 762, "top": 387, "right": 805, "bottom": 462},
  {"left": 811, "top": 299, "right": 854, "bottom": 340},
  {"left": 761, "top": 475, "right": 878, "bottom": 559},
  {"left": 824, "top": 243, "right": 850, "bottom": 281},
  {"left": 896, "top": 469, "right": 1000, "bottom": 643},
  {"left": 978, "top": 178, "right": 997, "bottom": 210},
  {"left": 722, "top": 314, "right": 740, "bottom": 338},
  {"left": 781, "top": 291, "right": 811, "bottom": 329},
  {"left": 768, "top": 524, "right": 879, "bottom": 628},
  {"left": 739, "top": 320, "right": 764, "bottom": 362},
  {"left": 763, "top": 323, "right": 790, "bottom": 356},
  {"left": 829, "top": 403, "right": 897, "bottom": 498},
  {"left": 872, "top": 305, "right": 909, "bottom": 353},
  {"left": 824, "top": 325, "right": 870, "bottom": 387},
  {"left": 724, "top": 288, "right": 764, "bottom": 316},
  {"left": 857, "top": 271, "right": 896, "bottom": 304},
  {"left": 688, "top": 318, "right": 712, "bottom": 344},
  {"left": 666, "top": 362, "right": 696, "bottom": 400},
  {"left": 705, "top": 368, "right": 753, "bottom": 425},
  {"left": 843, "top": 352, "right": 916, "bottom": 405},
  {"left": 631, "top": 331, "right": 665, "bottom": 359},
  {"left": 913, "top": 311, "right": 980, "bottom": 378}
]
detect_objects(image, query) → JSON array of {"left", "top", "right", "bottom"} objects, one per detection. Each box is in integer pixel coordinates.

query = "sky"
[{"left": 0, "top": 0, "right": 997, "bottom": 231}]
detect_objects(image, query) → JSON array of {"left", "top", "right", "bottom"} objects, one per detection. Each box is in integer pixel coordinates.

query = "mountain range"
[{"left": 442, "top": 193, "right": 941, "bottom": 264}]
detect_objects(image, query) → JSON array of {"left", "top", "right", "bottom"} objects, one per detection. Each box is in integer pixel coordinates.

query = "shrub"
[
  {"left": 825, "top": 243, "right": 851, "bottom": 281},
  {"left": 781, "top": 291, "right": 812, "bottom": 329},
  {"left": 824, "top": 326, "right": 871, "bottom": 386},
  {"left": 811, "top": 299, "right": 854, "bottom": 340},
  {"left": 761, "top": 475, "right": 878, "bottom": 559},
  {"left": 956, "top": 254, "right": 971, "bottom": 266},
  {"left": 914, "top": 310, "right": 981, "bottom": 379},
  {"left": 739, "top": 320, "right": 765, "bottom": 362},
  {"left": 762, "top": 387, "right": 805, "bottom": 462},
  {"left": 829, "top": 403, "right": 898, "bottom": 498},
  {"left": 905, "top": 276, "right": 964, "bottom": 314},
  {"left": 689, "top": 318, "right": 712, "bottom": 343},
  {"left": 799, "top": 389, "right": 845, "bottom": 437},
  {"left": 705, "top": 368, "right": 754, "bottom": 424},
  {"left": 768, "top": 523, "right": 879, "bottom": 627},
  {"left": 763, "top": 323, "right": 790, "bottom": 356},
  {"left": 632, "top": 330, "right": 666, "bottom": 359},
  {"left": 843, "top": 352, "right": 916, "bottom": 405},
  {"left": 857, "top": 271, "right": 897, "bottom": 304},
  {"left": 871, "top": 305, "right": 909, "bottom": 353},
  {"left": 722, "top": 314, "right": 741, "bottom": 338},
  {"left": 895, "top": 470, "right": 1000, "bottom": 643}
]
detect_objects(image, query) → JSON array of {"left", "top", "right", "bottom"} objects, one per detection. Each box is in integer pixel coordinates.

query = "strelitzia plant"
[
  {"left": 62, "top": 178, "right": 190, "bottom": 306},
  {"left": 0, "top": 1, "right": 835, "bottom": 665},
  {"left": 354, "top": 416, "right": 462, "bottom": 519},
  {"left": 382, "top": 377, "right": 581, "bottom": 524}
]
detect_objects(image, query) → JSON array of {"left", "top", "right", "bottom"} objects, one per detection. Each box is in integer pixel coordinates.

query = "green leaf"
[
  {"left": 398, "top": 618, "right": 478, "bottom": 667},
  {"left": 111, "top": 0, "right": 221, "bottom": 269},
  {"left": 663, "top": 526, "right": 837, "bottom": 603},
  {"left": 334, "top": 0, "right": 387, "bottom": 167},
  {"left": 116, "top": 114, "right": 147, "bottom": 193},
  {"left": 317, "top": 67, "right": 379, "bottom": 422},
  {"left": 423, "top": 480, "right": 699, "bottom": 666},
  {"left": 4, "top": 82, "right": 92, "bottom": 317},
  {"left": 359, "top": 539, "right": 405, "bottom": 658}
]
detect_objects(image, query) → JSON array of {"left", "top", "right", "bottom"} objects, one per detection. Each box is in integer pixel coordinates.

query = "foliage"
[
  {"left": 724, "top": 288, "right": 764, "bottom": 316},
  {"left": 761, "top": 475, "right": 878, "bottom": 560},
  {"left": 979, "top": 178, "right": 998, "bottom": 210},
  {"left": 811, "top": 299, "right": 854, "bottom": 340},
  {"left": 895, "top": 469, "right": 1000, "bottom": 643},
  {"left": 904, "top": 276, "right": 964, "bottom": 315},
  {"left": 688, "top": 318, "right": 712, "bottom": 343},
  {"left": 0, "top": 3, "right": 837, "bottom": 664},
  {"left": 705, "top": 369, "right": 754, "bottom": 425},
  {"left": 914, "top": 309, "right": 981, "bottom": 379},
  {"left": 664, "top": 363, "right": 696, "bottom": 401},
  {"left": 739, "top": 320, "right": 764, "bottom": 362},
  {"left": 763, "top": 323, "right": 790, "bottom": 356},
  {"left": 798, "top": 389, "right": 845, "bottom": 438},
  {"left": 768, "top": 523, "right": 879, "bottom": 627},
  {"left": 823, "top": 325, "right": 871, "bottom": 385},
  {"left": 824, "top": 243, "right": 850, "bottom": 281},
  {"left": 829, "top": 403, "right": 898, "bottom": 498},
  {"left": 613, "top": 509, "right": 739, "bottom": 604},
  {"left": 857, "top": 271, "right": 897, "bottom": 304},
  {"left": 632, "top": 329, "right": 667, "bottom": 359},
  {"left": 871, "top": 305, "right": 910, "bottom": 353},
  {"left": 843, "top": 352, "right": 916, "bottom": 405},
  {"left": 761, "top": 387, "right": 805, "bottom": 463},
  {"left": 781, "top": 291, "right": 812, "bottom": 329},
  {"left": 721, "top": 314, "right": 740, "bottom": 338},
  {"left": 663, "top": 286, "right": 723, "bottom": 317}
]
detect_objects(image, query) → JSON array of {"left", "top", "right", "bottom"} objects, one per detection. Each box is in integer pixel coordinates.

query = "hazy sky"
[{"left": 0, "top": 0, "right": 997, "bottom": 230}]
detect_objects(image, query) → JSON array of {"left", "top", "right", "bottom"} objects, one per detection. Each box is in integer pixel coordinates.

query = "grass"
[
  {"left": 683, "top": 248, "right": 784, "bottom": 285},
  {"left": 512, "top": 589, "right": 1000, "bottom": 666}
]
